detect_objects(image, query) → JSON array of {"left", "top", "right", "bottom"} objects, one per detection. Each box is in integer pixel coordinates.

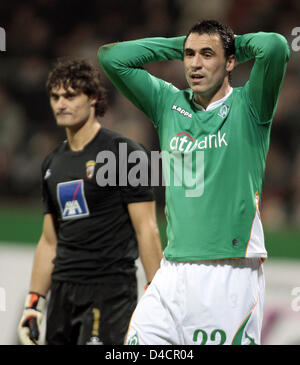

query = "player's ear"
[
  {"left": 226, "top": 54, "right": 236, "bottom": 72},
  {"left": 89, "top": 96, "right": 97, "bottom": 107}
]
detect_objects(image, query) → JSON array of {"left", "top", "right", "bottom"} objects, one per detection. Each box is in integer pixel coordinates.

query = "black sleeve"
[
  {"left": 41, "top": 154, "right": 56, "bottom": 215},
  {"left": 114, "top": 137, "right": 155, "bottom": 204}
]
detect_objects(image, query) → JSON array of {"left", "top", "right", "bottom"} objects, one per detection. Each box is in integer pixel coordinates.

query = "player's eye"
[
  {"left": 184, "top": 49, "right": 194, "bottom": 57},
  {"left": 66, "top": 94, "right": 76, "bottom": 100}
]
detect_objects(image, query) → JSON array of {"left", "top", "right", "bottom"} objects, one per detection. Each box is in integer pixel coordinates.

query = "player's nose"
[
  {"left": 191, "top": 54, "right": 203, "bottom": 69},
  {"left": 56, "top": 96, "right": 67, "bottom": 110}
]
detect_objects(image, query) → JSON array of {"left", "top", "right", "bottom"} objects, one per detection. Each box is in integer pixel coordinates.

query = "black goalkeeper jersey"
[{"left": 41, "top": 127, "right": 154, "bottom": 283}]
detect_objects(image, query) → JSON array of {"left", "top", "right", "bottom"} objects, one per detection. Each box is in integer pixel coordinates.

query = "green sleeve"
[
  {"left": 98, "top": 37, "right": 185, "bottom": 125},
  {"left": 235, "top": 32, "right": 290, "bottom": 124}
]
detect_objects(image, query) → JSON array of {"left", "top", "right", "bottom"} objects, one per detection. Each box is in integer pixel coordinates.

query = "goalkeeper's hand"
[{"left": 18, "top": 292, "right": 46, "bottom": 345}]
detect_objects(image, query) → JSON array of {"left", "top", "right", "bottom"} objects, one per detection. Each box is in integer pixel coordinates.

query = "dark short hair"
[
  {"left": 46, "top": 58, "right": 108, "bottom": 117},
  {"left": 184, "top": 20, "right": 235, "bottom": 59}
]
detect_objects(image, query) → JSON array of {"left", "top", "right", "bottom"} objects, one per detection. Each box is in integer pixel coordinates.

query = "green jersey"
[{"left": 98, "top": 32, "right": 289, "bottom": 261}]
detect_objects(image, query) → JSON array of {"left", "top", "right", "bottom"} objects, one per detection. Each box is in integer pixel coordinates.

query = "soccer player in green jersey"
[{"left": 98, "top": 20, "right": 289, "bottom": 345}]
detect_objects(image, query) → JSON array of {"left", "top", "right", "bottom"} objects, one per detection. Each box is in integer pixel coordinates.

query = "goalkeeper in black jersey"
[{"left": 17, "top": 59, "right": 163, "bottom": 345}]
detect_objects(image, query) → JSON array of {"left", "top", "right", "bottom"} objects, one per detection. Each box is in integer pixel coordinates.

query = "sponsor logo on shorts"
[
  {"left": 57, "top": 179, "right": 89, "bottom": 220},
  {"left": 86, "top": 336, "right": 103, "bottom": 345},
  {"left": 126, "top": 331, "right": 139, "bottom": 345}
]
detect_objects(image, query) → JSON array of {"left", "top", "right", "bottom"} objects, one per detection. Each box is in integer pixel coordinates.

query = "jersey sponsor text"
[{"left": 170, "top": 131, "right": 228, "bottom": 152}]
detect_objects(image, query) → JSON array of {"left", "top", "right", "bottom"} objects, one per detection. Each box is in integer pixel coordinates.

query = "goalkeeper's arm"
[{"left": 18, "top": 214, "right": 58, "bottom": 345}]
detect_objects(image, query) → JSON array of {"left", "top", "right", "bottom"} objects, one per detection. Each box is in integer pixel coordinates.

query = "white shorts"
[{"left": 125, "top": 257, "right": 265, "bottom": 345}]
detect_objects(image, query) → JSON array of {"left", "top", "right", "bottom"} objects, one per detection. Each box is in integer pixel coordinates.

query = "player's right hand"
[{"left": 18, "top": 292, "right": 46, "bottom": 345}]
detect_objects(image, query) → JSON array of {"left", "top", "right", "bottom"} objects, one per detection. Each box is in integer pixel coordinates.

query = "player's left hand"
[{"left": 18, "top": 292, "right": 46, "bottom": 345}]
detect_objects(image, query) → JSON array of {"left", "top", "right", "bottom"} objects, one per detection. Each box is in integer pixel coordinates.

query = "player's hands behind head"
[{"left": 18, "top": 292, "right": 46, "bottom": 345}]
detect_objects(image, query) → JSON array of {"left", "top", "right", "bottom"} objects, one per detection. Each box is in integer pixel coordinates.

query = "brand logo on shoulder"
[
  {"left": 57, "top": 179, "right": 89, "bottom": 220},
  {"left": 44, "top": 169, "right": 51, "bottom": 180},
  {"left": 172, "top": 104, "right": 192, "bottom": 118}
]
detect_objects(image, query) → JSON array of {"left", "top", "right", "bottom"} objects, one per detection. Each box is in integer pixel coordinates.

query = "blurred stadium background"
[{"left": 0, "top": 0, "right": 299, "bottom": 345}]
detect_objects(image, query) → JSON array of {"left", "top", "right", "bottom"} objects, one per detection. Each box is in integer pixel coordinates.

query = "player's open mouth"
[{"left": 190, "top": 74, "right": 204, "bottom": 82}]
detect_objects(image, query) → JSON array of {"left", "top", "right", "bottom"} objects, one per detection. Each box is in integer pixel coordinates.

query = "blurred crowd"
[{"left": 0, "top": 0, "right": 299, "bottom": 229}]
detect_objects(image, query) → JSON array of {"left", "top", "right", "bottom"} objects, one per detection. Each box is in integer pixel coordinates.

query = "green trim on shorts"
[{"left": 231, "top": 312, "right": 252, "bottom": 345}]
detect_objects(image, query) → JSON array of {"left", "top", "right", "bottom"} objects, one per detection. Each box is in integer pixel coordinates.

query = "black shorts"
[{"left": 46, "top": 276, "right": 137, "bottom": 345}]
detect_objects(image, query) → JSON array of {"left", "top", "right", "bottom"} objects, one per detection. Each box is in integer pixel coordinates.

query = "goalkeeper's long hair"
[
  {"left": 184, "top": 20, "right": 235, "bottom": 84},
  {"left": 46, "top": 58, "right": 108, "bottom": 117}
]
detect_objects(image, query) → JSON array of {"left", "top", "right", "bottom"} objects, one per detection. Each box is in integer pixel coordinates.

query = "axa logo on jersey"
[
  {"left": 57, "top": 180, "right": 89, "bottom": 220},
  {"left": 170, "top": 131, "right": 228, "bottom": 152}
]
